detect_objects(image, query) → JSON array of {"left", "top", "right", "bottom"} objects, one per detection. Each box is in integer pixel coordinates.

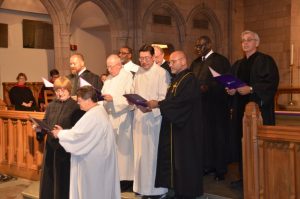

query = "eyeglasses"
[
  {"left": 169, "top": 57, "right": 184, "bottom": 64},
  {"left": 107, "top": 63, "right": 119, "bottom": 70},
  {"left": 54, "top": 88, "right": 66, "bottom": 93},
  {"left": 139, "top": 56, "right": 152, "bottom": 62},
  {"left": 119, "top": 51, "right": 130, "bottom": 55},
  {"left": 241, "top": 38, "right": 256, "bottom": 43}
]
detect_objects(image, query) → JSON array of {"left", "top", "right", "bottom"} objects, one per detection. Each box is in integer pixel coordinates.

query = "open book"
[
  {"left": 79, "top": 77, "right": 104, "bottom": 101},
  {"left": 123, "top": 94, "right": 148, "bottom": 107},
  {"left": 209, "top": 67, "right": 246, "bottom": 89},
  {"left": 29, "top": 115, "right": 52, "bottom": 133}
]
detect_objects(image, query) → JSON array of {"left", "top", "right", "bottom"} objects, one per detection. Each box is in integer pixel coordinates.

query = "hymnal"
[
  {"left": 79, "top": 77, "right": 104, "bottom": 101},
  {"left": 209, "top": 67, "right": 246, "bottom": 89},
  {"left": 29, "top": 115, "right": 52, "bottom": 133},
  {"left": 123, "top": 94, "right": 148, "bottom": 107}
]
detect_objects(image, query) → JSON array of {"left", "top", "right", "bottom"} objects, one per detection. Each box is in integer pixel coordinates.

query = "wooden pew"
[
  {"left": 0, "top": 110, "right": 44, "bottom": 180},
  {"left": 243, "top": 102, "right": 300, "bottom": 199}
]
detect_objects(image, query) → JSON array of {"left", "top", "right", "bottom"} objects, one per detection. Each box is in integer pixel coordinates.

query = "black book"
[{"left": 29, "top": 115, "right": 52, "bottom": 133}]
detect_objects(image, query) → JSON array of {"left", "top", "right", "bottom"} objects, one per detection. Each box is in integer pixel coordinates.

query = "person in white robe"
[
  {"left": 102, "top": 54, "right": 134, "bottom": 189},
  {"left": 52, "top": 86, "right": 120, "bottom": 199},
  {"left": 118, "top": 46, "right": 139, "bottom": 73},
  {"left": 132, "top": 44, "right": 170, "bottom": 197}
]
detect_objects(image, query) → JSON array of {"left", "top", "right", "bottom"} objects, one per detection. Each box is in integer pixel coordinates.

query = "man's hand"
[
  {"left": 137, "top": 105, "right": 152, "bottom": 113},
  {"left": 52, "top": 125, "right": 63, "bottom": 138},
  {"left": 226, "top": 88, "right": 237, "bottom": 96},
  {"left": 102, "top": 94, "right": 113, "bottom": 102},
  {"left": 147, "top": 100, "right": 159, "bottom": 109},
  {"left": 237, "top": 85, "right": 252, "bottom": 95}
]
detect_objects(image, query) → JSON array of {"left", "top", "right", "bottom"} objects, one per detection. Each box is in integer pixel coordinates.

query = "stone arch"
[
  {"left": 40, "top": 0, "right": 73, "bottom": 74},
  {"left": 141, "top": 0, "right": 186, "bottom": 49},
  {"left": 69, "top": 0, "right": 126, "bottom": 52},
  {"left": 186, "top": 4, "right": 223, "bottom": 52}
]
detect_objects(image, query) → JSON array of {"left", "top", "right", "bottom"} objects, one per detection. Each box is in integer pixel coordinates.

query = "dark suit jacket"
[{"left": 70, "top": 70, "right": 103, "bottom": 95}]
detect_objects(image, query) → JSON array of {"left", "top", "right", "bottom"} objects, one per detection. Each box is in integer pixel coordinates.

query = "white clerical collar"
[
  {"left": 78, "top": 67, "right": 87, "bottom": 76},
  {"left": 204, "top": 50, "right": 214, "bottom": 59}
]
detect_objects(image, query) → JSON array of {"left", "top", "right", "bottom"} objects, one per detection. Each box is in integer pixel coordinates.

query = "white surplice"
[
  {"left": 58, "top": 105, "right": 120, "bottom": 199},
  {"left": 123, "top": 60, "right": 139, "bottom": 73},
  {"left": 101, "top": 68, "right": 134, "bottom": 181},
  {"left": 132, "top": 63, "right": 170, "bottom": 195}
]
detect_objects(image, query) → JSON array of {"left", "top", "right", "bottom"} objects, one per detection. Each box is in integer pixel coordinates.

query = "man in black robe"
[
  {"left": 154, "top": 45, "right": 173, "bottom": 77},
  {"left": 227, "top": 30, "right": 279, "bottom": 187},
  {"left": 190, "top": 36, "right": 230, "bottom": 180},
  {"left": 69, "top": 53, "right": 103, "bottom": 96},
  {"left": 147, "top": 51, "right": 203, "bottom": 199}
]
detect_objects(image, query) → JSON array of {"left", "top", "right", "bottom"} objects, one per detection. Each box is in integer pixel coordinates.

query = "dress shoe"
[
  {"left": 141, "top": 193, "right": 168, "bottom": 199},
  {"left": 230, "top": 179, "right": 243, "bottom": 190},
  {"left": 214, "top": 173, "right": 225, "bottom": 181},
  {"left": 203, "top": 168, "right": 216, "bottom": 176}
]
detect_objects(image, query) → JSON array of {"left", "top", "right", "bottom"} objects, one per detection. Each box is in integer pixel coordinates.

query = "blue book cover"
[
  {"left": 123, "top": 94, "right": 148, "bottom": 107},
  {"left": 209, "top": 67, "right": 246, "bottom": 89}
]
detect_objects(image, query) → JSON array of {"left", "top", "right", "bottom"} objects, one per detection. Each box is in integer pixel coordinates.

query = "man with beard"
[
  {"left": 118, "top": 46, "right": 139, "bottom": 75},
  {"left": 190, "top": 36, "right": 230, "bottom": 181}
]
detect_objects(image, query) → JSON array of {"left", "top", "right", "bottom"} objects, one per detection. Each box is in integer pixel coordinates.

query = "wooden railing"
[
  {"left": 0, "top": 110, "right": 44, "bottom": 180},
  {"left": 243, "top": 102, "right": 300, "bottom": 199}
]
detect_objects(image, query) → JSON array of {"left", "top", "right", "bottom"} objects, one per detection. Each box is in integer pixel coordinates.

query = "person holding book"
[
  {"left": 52, "top": 86, "right": 120, "bottom": 199},
  {"left": 101, "top": 54, "right": 134, "bottom": 192},
  {"left": 131, "top": 44, "right": 170, "bottom": 198},
  {"left": 190, "top": 36, "right": 231, "bottom": 181},
  {"left": 227, "top": 30, "right": 279, "bottom": 188},
  {"left": 37, "top": 76, "right": 84, "bottom": 199},
  {"left": 147, "top": 51, "right": 203, "bottom": 199}
]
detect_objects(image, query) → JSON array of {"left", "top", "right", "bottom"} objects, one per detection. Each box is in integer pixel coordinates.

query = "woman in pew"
[
  {"left": 9, "top": 72, "right": 37, "bottom": 111},
  {"left": 36, "top": 76, "right": 84, "bottom": 199}
]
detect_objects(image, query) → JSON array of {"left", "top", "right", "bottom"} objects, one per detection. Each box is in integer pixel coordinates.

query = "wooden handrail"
[{"left": 0, "top": 110, "right": 44, "bottom": 180}]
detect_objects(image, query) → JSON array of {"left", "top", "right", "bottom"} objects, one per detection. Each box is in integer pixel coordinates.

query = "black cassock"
[
  {"left": 155, "top": 69, "right": 203, "bottom": 197},
  {"left": 39, "top": 98, "right": 84, "bottom": 199},
  {"left": 9, "top": 85, "right": 37, "bottom": 111},
  {"left": 229, "top": 51, "right": 279, "bottom": 162},
  {"left": 190, "top": 52, "right": 230, "bottom": 175}
]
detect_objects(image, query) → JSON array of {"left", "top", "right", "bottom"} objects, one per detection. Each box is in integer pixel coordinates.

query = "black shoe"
[
  {"left": 230, "top": 179, "right": 243, "bottom": 190},
  {"left": 120, "top": 180, "right": 133, "bottom": 192},
  {"left": 214, "top": 173, "right": 225, "bottom": 181},
  {"left": 141, "top": 194, "right": 168, "bottom": 199},
  {"left": 203, "top": 168, "right": 216, "bottom": 176}
]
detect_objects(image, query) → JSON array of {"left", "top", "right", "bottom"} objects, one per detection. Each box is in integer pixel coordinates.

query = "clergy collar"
[{"left": 204, "top": 50, "right": 214, "bottom": 59}]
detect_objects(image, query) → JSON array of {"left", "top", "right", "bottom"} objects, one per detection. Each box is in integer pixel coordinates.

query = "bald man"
[
  {"left": 148, "top": 51, "right": 203, "bottom": 199},
  {"left": 101, "top": 54, "right": 134, "bottom": 192},
  {"left": 69, "top": 53, "right": 102, "bottom": 96}
]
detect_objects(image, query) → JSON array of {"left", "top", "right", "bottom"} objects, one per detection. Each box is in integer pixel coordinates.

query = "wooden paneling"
[
  {"left": 243, "top": 102, "right": 300, "bottom": 199},
  {"left": 0, "top": 110, "right": 44, "bottom": 180}
]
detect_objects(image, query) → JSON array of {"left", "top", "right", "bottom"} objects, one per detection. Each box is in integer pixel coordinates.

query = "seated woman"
[{"left": 9, "top": 73, "right": 37, "bottom": 111}]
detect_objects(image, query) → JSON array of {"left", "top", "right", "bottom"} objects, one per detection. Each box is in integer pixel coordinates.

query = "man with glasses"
[
  {"left": 190, "top": 36, "right": 231, "bottom": 181},
  {"left": 101, "top": 54, "right": 134, "bottom": 192},
  {"left": 227, "top": 30, "right": 279, "bottom": 189},
  {"left": 132, "top": 44, "right": 170, "bottom": 198},
  {"left": 118, "top": 46, "right": 139, "bottom": 74},
  {"left": 147, "top": 51, "right": 203, "bottom": 199}
]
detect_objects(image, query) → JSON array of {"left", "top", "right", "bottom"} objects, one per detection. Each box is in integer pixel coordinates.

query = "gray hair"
[{"left": 241, "top": 30, "right": 260, "bottom": 45}]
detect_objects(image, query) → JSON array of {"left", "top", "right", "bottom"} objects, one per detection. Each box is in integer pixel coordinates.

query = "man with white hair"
[
  {"left": 227, "top": 30, "right": 279, "bottom": 188},
  {"left": 153, "top": 45, "right": 172, "bottom": 76},
  {"left": 101, "top": 54, "right": 134, "bottom": 192}
]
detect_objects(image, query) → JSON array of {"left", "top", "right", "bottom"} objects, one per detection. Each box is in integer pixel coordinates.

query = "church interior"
[{"left": 0, "top": 0, "right": 300, "bottom": 198}]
